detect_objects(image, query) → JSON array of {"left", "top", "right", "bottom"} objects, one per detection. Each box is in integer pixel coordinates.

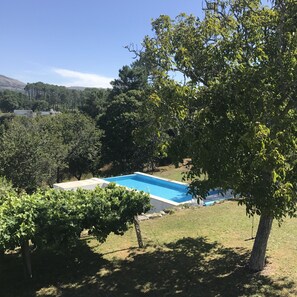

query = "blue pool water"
[{"left": 103, "top": 173, "right": 233, "bottom": 205}]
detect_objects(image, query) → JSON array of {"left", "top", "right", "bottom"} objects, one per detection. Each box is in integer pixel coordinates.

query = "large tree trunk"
[
  {"left": 249, "top": 214, "right": 273, "bottom": 272},
  {"left": 21, "top": 240, "right": 32, "bottom": 279},
  {"left": 133, "top": 216, "right": 144, "bottom": 248}
]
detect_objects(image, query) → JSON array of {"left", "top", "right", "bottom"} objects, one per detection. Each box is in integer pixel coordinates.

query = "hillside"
[{"left": 0, "top": 75, "right": 26, "bottom": 91}]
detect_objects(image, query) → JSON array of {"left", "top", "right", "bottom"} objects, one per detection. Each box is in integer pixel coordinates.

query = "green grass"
[
  {"left": 150, "top": 164, "right": 206, "bottom": 182},
  {"left": 1, "top": 202, "right": 296, "bottom": 297},
  {"left": 1, "top": 166, "right": 296, "bottom": 296},
  {"left": 149, "top": 164, "right": 189, "bottom": 182}
]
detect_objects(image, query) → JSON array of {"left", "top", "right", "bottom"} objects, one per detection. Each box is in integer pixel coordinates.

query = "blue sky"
[{"left": 0, "top": 0, "right": 204, "bottom": 88}]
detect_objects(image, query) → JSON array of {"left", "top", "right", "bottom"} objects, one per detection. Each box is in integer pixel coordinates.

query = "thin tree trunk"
[
  {"left": 133, "top": 216, "right": 144, "bottom": 248},
  {"left": 0, "top": 248, "right": 4, "bottom": 260},
  {"left": 249, "top": 214, "right": 273, "bottom": 272},
  {"left": 21, "top": 240, "right": 32, "bottom": 279},
  {"left": 56, "top": 167, "right": 60, "bottom": 183},
  {"left": 75, "top": 173, "right": 82, "bottom": 181}
]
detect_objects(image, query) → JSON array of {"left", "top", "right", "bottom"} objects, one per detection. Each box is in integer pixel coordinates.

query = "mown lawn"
[{"left": 1, "top": 201, "right": 296, "bottom": 297}]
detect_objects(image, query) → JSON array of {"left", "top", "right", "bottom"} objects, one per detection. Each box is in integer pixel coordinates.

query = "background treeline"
[
  {"left": 0, "top": 84, "right": 110, "bottom": 112},
  {"left": 0, "top": 61, "right": 172, "bottom": 191}
]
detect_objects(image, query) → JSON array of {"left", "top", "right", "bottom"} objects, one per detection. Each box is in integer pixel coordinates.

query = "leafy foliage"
[
  {"left": 99, "top": 61, "right": 163, "bottom": 173},
  {"left": 0, "top": 90, "right": 32, "bottom": 112},
  {"left": 0, "top": 82, "right": 110, "bottom": 112},
  {"left": 100, "top": 90, "right": 146, "bottom": 172},
  {"left": 0, "top": 113, "right": 102, "bottom": 192},
  {"left": 110, "top": 62, "right": 148, "bottom": 96},
  {"left": 140, "top": 0, "right": 297, "bottom": 220},
  {"left": 32, "top": 100, "right": 50, "bottom": 111},
  {"left": 0, "top": 179, "right": 37, "bottom": 250},
  {"left": 0, "top": 116, "right": 66, "bottom": 193},
  {"left": 55, "top": 113, "right": 102, "bottom": 180},
  {"left": 80, "top": 88, "right": 110, "bottom": 119},
  {"left": 0, "top": 184, "right": 150, "bottom": 252},
  {"left": 24, "top": 82, "right": 85, "bottom": 111},
  {"left": 0, "top": 177, "right": 15, "bottom": 201}
]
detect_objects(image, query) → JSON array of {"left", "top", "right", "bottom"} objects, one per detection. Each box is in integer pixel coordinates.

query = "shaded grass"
[
  {"left": 150, "top": 164, "right": 206, "bottom": 182},
  {"left": 1, "top": 202, "right": 296, "bottom": 297},
  {"left": 149, "top": 164, "right": 189, "bottom": 182}
]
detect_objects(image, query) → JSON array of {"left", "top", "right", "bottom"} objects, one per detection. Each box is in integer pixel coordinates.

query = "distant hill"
[
  {"left": 0, "top": 75, "right": 26, "bottom": 92},
  {"left": 0, "top": 74, "right": 104, "bottom": 93}
]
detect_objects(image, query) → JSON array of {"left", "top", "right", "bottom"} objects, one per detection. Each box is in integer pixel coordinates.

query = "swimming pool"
[
  {"left": 103, "top": 172, "right": 233, "bottom": 207},
  {"left": 104, "top": 172, "right": 192, "bottom": 203}
]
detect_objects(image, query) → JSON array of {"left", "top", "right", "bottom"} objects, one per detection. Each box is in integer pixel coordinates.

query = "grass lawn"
[
  {"left": 150, "top": 164, "right": 206, "bottom": 182},
  {"left": 1, "top": 202, "right": 296, "bottom": 297},
  {"left": 149, "top": 164, "right": 189, "bottom": 182},
  {"left": 1, "top": 166, "right": 296, "bottom": 296}
]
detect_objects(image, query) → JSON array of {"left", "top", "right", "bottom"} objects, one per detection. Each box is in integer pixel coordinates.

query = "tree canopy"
[
  {"left": 80, "top": 88, "right": 110, "bottom": 119},
  {"left": 0, "top": 90, "right": 32, "bottom": 112},
  {"left": 110, "top": 62, "right": 148, "bottom": 96},
  {"left": 139, "top": 0, "right": 297, "bottom": 271},
  {"left": 0, "top": 116, "right": 65, "bottom": 193},
  {"left": 56, "top": 113, "right": 102, "bottom": 180},
  {"left": 0, "top": 113, "right": 102, "bottom": 192},
  {"left": 100, "top": 90, "right": 146, "bottom": 172},
  {"left": 99, "top": 62, "right": 162, "bottom": 173}
]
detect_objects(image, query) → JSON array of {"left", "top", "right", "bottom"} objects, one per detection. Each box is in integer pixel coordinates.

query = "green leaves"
[
  {"left": 0, "top": 116, "right": 65, "bottom": 192},
  {"left": 0, "top": 113, "right": 102, "bottom": 191},
  {"left": 0, "top": 183, "right": 150, "bottom": 251},
  {"left": 140, "top": 0, "right": 297, "bottom": 221},
  {"left": 0, "top": 192, "right": 37, "bottom": 249}
]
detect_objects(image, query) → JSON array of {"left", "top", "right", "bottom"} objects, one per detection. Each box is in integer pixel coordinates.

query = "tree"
[
  {"left": 80, "top": 88, "right": 110, "bottom": 119},
  {"left": 24, "top": 82, "right": 87, "bottom": 111},
  {"left": 100, "top": 65, "right": 141, "bottom": 172},
  {"left": 0, "top": 177, "right": 15, "bottom": 258},
  {"left": 32, "top": 100, "right": 49, "bottom": 111},
  {"left": 99, "top": 62, "right": 164, "bottom": 173},
  {"left": 0, "top": 113, "right": 102, "bottom": 191},
  {"left": 0, "top": 177, "right": 15, "bottom": 201},
  {"left": 140, "top": 0, "right": 297, "bottom": 271},
  {"left": 0, "top": 116, "right": 66, "bottom": 193},
  {"left": 56, "top": 113, "right": 102, "bottom": 180},
  {"left": 99, "top": 90, "right": 152, "bottom": 173},
  {"left": 0, "top": 92, "right": 19, "bottom": 112},
  {"left": 0, "top": 90, "right": 38, "bottom": 111},
  {"left": 110, "top": 62, "right": 148, "bottom": 96}
]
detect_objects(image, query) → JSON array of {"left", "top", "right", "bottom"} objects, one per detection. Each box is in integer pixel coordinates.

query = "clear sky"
[{"left": 0, "top": 0, "right": 204, "bottom": 88}]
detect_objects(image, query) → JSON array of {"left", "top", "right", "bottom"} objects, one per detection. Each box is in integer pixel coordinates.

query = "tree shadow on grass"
[
  {"left": 0, "top": 237, "right": 296, "bottom": 297},
  {"left": 0, "top": 240, "right": 109, "bottom": 297}
]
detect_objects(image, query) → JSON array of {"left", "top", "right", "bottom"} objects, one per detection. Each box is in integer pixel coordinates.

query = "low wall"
[
  {"left": 53, "top": 178, "right": 108, "bottom": 191},
  {"left": 148, "top": 194, "right": 180, "bottom": 213}
]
